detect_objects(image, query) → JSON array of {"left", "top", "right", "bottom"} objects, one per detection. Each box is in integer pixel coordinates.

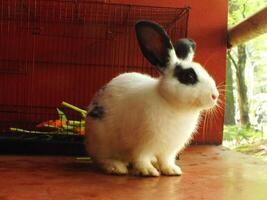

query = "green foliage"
[
  {"left": 235, "top": 139, "right": 267, "bottom": 160},
  {"left": 228, "top": 0, "right": 267, "bottom": 26},
  {"left": 224, "top": 126, "right": 267, "bottom": 160},
  {"left": 226, "top": 0, "right": 267, "bottom": 127},
  {"left": 223, "top": 125, "right": 262, "bottom": 143},
  {"left": 247, "top": 34, "right": 267, "bottom": 95},
  {"left": 224, "top": 0, "right": 267, "bottom": 160}
]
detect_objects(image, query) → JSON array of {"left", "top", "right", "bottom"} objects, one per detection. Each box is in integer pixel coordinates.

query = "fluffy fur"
[{"left": 85, "top": 21, "right": 219, "bottom": 176}]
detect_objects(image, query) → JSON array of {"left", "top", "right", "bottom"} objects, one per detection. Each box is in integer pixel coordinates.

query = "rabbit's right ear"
[
  {"left": 174, "top": 38, "right": 196, "bottom": 62},
  {"left": 135, "top": 20, "right": 174, "bottom": 73}
]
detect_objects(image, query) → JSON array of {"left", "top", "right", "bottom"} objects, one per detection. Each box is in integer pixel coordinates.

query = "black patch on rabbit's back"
[
  {"left": 87, "top": 103, "right": 105, "bottom": 120},
  {"left": 174, "top": 64, "right": 198, "bottom": 85}
]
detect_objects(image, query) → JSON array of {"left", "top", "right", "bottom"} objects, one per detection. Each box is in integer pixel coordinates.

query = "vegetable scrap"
[{"left": 10, "top": 101, "right": 87, "bottom": 136}]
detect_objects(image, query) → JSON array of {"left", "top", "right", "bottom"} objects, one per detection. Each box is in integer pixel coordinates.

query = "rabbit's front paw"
[
  {"left": 160, "top": 164, "right": 182, "bottom": 176},
  {"left": 133, "top": 160, "right": 160, "bottom": 177}
]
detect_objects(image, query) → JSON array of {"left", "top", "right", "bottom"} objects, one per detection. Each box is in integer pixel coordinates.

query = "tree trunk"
[
  {"left": 224, "top": 53, "right": 235, "bottom": 125},
  {"left": 235, "top": 44, "right": 250, "bottom": 127}
]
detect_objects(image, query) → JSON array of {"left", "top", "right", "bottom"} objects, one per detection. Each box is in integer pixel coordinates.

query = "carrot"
[
  {"left": 74, "top": 127, "right": 85, "bottom": 136},
  {"left": 36, "top": 120, "right": 66, "bottom": 128}
]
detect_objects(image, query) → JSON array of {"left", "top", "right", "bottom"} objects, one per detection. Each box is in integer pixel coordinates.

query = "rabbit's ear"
[
  {"left": 174, "top": 38, "right": 196, "bottom": 62},
  {"left": 135, "top": 20, "right": 174, "bottom": 73}
]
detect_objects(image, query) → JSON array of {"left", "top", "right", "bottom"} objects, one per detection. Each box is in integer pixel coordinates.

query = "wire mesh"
[{"left": 0, "top": 0, "right": 189, "bottom": 135}]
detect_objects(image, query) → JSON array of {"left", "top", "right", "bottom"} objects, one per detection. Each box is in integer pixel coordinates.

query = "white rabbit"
[{"left": 85, "top": 20, "right": 219, "bottom": 176}]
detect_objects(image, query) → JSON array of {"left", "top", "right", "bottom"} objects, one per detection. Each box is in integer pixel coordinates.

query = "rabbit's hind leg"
[{"left": 98, "top": 159, "right": 129, "bottom": 175}]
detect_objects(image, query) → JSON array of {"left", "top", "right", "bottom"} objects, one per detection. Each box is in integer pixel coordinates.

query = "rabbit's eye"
[
  {"left": 183, "top": 71, "right": 197, "bottom": 83},
  {"left": 88, "top": 103, "right": 105, "bottom": 120},
  {"left": 174, "top": 65, "right": 198, "bottom": 85}
]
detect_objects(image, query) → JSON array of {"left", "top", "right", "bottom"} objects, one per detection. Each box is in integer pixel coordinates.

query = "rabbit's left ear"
[
  {"left": 135, "top": 20, "right": 174, "bottom": 73},
  {"left": 174, "top": 38, "right": 196, "bottom": 62}
]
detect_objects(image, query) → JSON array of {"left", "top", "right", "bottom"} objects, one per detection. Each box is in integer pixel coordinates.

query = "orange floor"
[{"left": 0, "top": 146, "right": 267, "bottom": 200}]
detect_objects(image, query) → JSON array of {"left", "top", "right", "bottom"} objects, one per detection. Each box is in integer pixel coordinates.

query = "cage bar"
[{"left": 0, "top": 0, "right": 189, "bottom": 134}]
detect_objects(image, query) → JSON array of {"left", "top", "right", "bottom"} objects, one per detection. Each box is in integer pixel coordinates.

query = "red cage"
[{"left": 0, "top": 1, "right": 189, "bottom": 134}]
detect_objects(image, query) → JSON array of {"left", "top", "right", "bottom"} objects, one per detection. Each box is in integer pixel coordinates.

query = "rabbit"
[{"left": 85, "top": 20, "right": 219, "bottom": 176}]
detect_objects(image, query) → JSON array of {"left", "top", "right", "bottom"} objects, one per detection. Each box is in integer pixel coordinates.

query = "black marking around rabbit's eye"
[
  {"left": 174, "top": 65, "right": 198, "bottom": 85},
  {"left": 87, "top": 104, "right": 105, "bottom": 120}
]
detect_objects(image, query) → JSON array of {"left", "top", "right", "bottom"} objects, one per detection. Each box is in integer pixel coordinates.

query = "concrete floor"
[{"left": 0, "top": 146, "right": 267, "bottom": 200}]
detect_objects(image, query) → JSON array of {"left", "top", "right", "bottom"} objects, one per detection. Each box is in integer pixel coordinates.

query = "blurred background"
[{"left": 223, "top": 0, "right": 267, "bottom": 160}]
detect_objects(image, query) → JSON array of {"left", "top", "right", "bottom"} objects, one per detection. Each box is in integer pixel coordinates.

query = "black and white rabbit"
[{"left": 85, "top": 20, "right": 219, "bottom": 176}]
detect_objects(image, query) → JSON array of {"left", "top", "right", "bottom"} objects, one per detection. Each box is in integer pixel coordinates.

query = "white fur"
[
  {"left": 85, "top": 70, "right": 217, "bottom": 176},
  {"left": 168, "top": 49, "right": 179, "bottom": 68},
  {"left": 185, "top": 48, "right": 195, "bottom": 62},
  {"left": 85, "top": 22, "right": 219, "bottom": 176},
  {"left": 160, "top": 60, "right": 219, "bottom": 111}
]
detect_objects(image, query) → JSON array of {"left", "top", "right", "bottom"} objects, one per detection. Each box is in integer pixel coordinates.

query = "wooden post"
[{"left": 227, "top": 7, "right": 267, "bottom": 48}]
